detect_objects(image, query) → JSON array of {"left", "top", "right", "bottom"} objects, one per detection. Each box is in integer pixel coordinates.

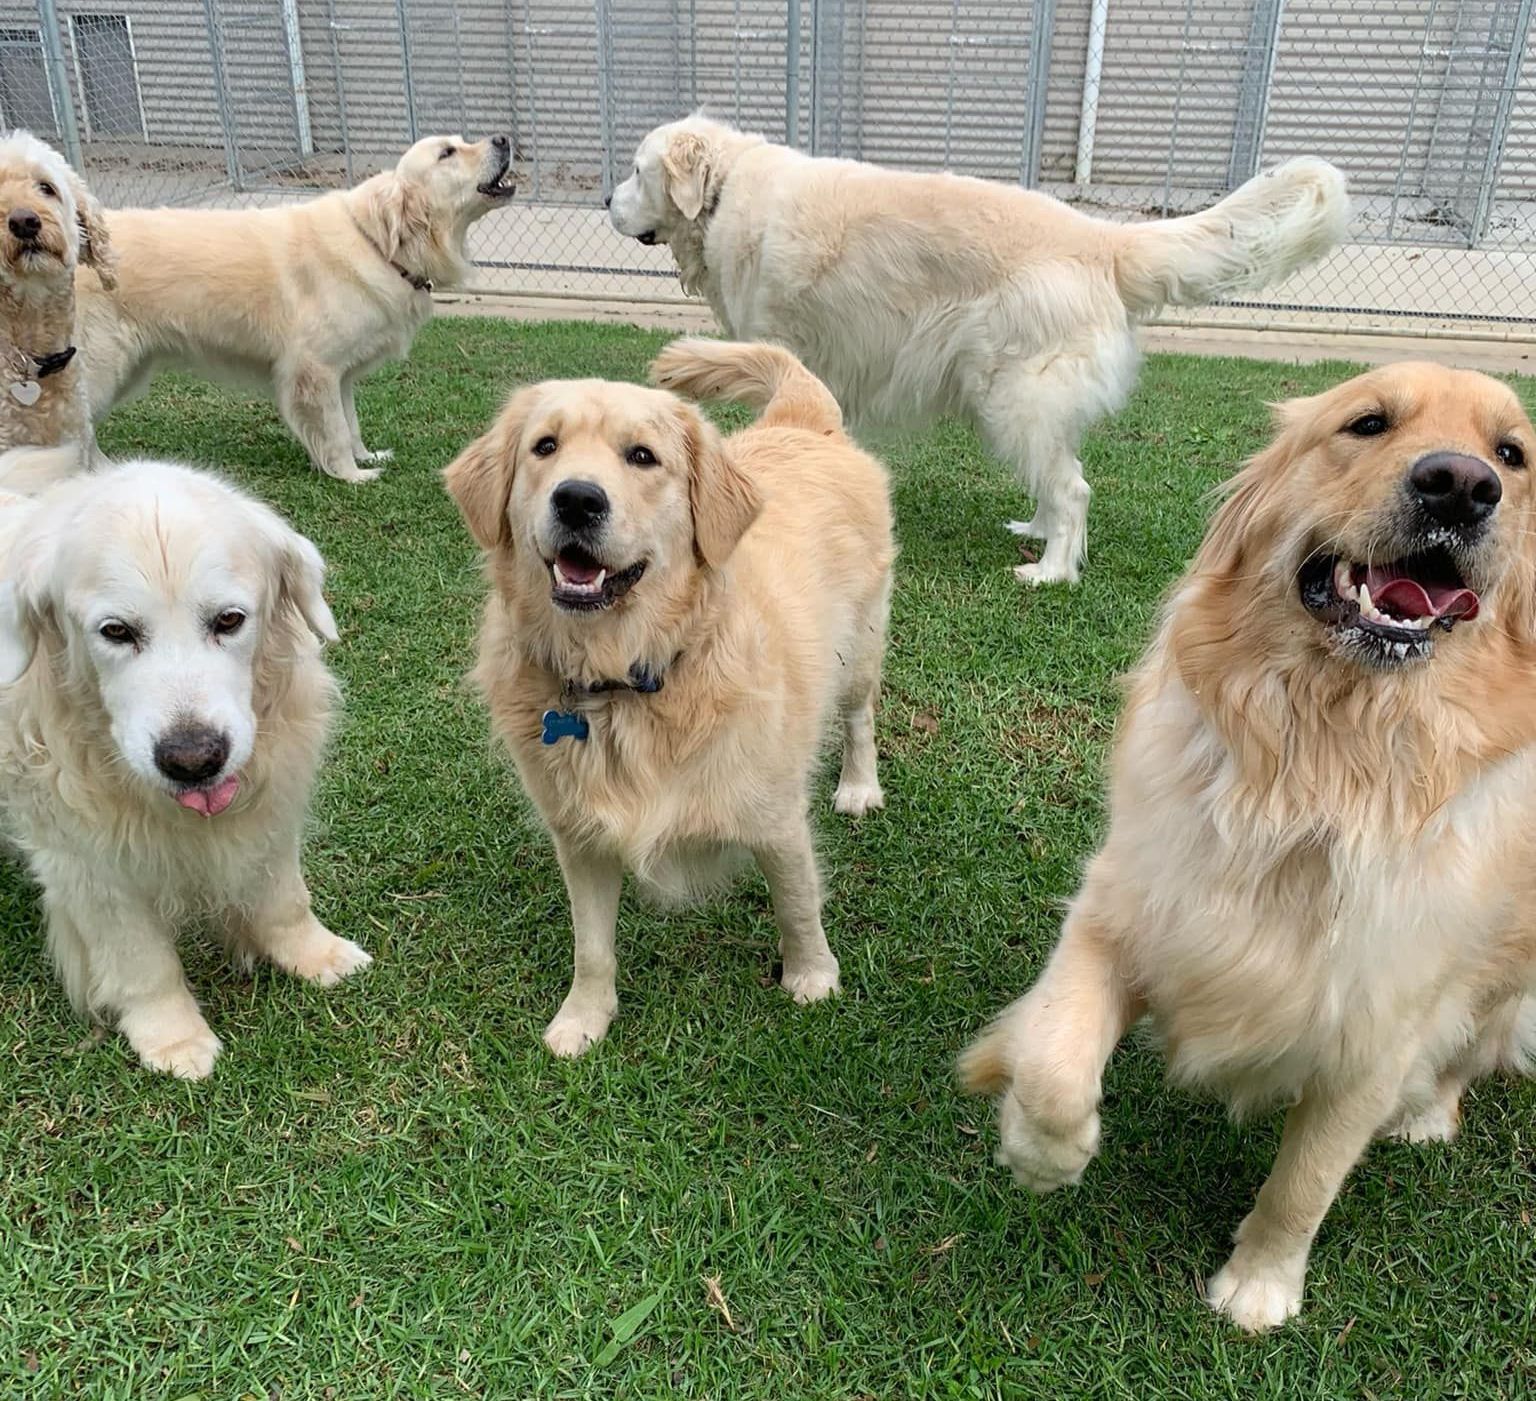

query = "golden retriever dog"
[
  {"left": 0, "top": 460, "right": 370, "bottom": 1078},
  {"left": 0, "top": 130, "right": 115, "bottom": 484},
  {"left": 607, "top": 113, "right": 1348, "bottom": 585},
  {"left": 445, "top": 339, "right": 893, "bottom": 1057},
  {"left": 76, "top": 133, "right": 514, "bottom": 484},
  {"left": 959, "top": 363, "right": 1536, "bottom": 1330}
]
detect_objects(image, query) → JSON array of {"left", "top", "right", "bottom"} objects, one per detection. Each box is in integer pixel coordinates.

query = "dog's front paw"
[
  {"left": 833, "top": 779, "right": 885, "bottom": 817},
  {"left": 1014, "top": 561, "right": 1076, "bottom": 587},
  {"left": 269, "top": 918, "right": 373, "bottom": 987},
  {"left": 121, "top": 1002, "right": 223, "bottom": 1080},
  {"left": 1006, "top": 518, "right": 1046, "bottom": 540},
  {"left": 356, "top": 448, "right": 394, "bottom": 465},
  {"left": 780, "top": 955, "right": 841, "bottom": 1004},
  {"left": 544, "top": 997, "right": 615, "bottom": 1058},
  {"left": 1206, "top": 1250, "right": 1306, "bottom": 1332},
  {"left": 994, "top": 1087, "right": 1100, "bottom": 1193}
]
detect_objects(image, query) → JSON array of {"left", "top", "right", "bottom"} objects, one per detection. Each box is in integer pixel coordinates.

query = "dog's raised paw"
[
  {"left": 995, "top": 1091, "right": 1099, "bottom": 1193},
  {"left": 356, "top": 448, "right": 394, "bottom": 464},
  {"left": 1006, "top": 518, "right": 1047, "bottom": 540}
]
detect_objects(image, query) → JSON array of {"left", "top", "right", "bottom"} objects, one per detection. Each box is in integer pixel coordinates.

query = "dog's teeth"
[
  {"left": 1357, "top": 582, "right": 1373, "bottom": 616},
  {"left": 595, "top": 569, "right": 606, "bottom": 589},
  {"left": 1334, "top": 560, "right": 1355, "bottom": 599}
]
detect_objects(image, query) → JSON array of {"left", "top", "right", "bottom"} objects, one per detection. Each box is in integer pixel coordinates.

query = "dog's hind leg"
[
  {"left": 342, "top": 372, "right": 393, "bottom": 466},
  {"left": 754, "top": 821, "right": 841, "bottom": 1004},
  {"left": 545, "top": 837, "right": 623, "bottom": 1058},
  {"left": 276, "top": 360, "right": 383, "bottom": 483},
  {"left": 977, "top": 334, "right": 1137, "bottom": 586},
  {"left": 833, "top": 572, "right": 891, "bottom": 817}
]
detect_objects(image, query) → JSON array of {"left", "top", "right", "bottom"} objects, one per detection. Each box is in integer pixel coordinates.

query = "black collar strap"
[
  {"left": 565, "top": 660, "right": 669, "bottom": 698},
  {"left": 32, "top": 345, "right": 75, "bottom": 379},
  {"left": 391, "top": 261, "right": 432, "bottom": 293}
]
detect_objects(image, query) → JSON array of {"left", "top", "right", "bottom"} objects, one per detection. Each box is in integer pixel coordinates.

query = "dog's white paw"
[
  {"left": 356, "top": 447, "right": 394, "bottom": 464},
  {"left": 329, "top": 465, "right": 382, "bottom": 485},
  {"left": 122, "top": 1005, "right": 223, "bottom": 1081},
  {"left": 781, "top": 956, "right": 841, "bottom": 1004},
  {"left": 1206, "top": 1251, "right": 1306, "bottom": 1333},
  {"left": 283, "top": 926, "right": 373, "bottom": 988},
  {"left": 1006, "top": 518, "right": 1046, "bottom": 540},
  {"left": 995, "top": 1088, "right": 1100, "bottom": 1193},
  {"left": 833, "top": 780, "right": 885, "bottom": 817},
  {"left": 1013, "top": 561, "right": 1076, "bottom": 587},
  {"left": 544, "top": 997, "right": 615, "bottom": 1058},
  {"left": 1387, "top": 1098, "right": 1461, "bottom": 1144}
]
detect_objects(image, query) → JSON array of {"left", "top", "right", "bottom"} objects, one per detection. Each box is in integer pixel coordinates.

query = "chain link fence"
[{"left": 0, "top": 0, "right": 1530, "bottom": 341}]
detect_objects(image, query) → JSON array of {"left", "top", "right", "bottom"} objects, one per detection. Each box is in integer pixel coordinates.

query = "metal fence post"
[
  {"left": 325, "top": 0, "right": 354, "bottom": 184},
  {"left": 1020, "top": 0, "right": 1056, "bottom": 187},
  {"left": 1227, "top": 0, "right": 1285, "bottom": 186},
  {"left": 594, "top": 0, "right": 614, "bottom": 193},
  {"left": 395, "top": 0, "right": 419, "bottom": 142},
  {"left": 34, "top": 0, "right": 82, "bottom": 170},
  {"left": 1470, "top": 0, "right": 1534, "bottom": 246},
  {"left": 200, "top": 0, "right": 241, "bottom": 191},
  {"left": 279, "top": 0, "right": 314, "bottom": 158},
  {"left": 786, "top": 0, "right": 801, "bottom": 147}
]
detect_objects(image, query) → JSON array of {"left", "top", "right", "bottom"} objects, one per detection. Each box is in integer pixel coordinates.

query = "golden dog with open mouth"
[
  {"left": 961, "top": 362, "right": 1536, "bottom": 1330},
  {"left": 446, "top": 340, "right": 893, "bottom": 1057}
]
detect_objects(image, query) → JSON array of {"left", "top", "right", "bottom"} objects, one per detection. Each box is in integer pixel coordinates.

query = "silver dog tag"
[{"left": 8, "top": 379, "right": 40, "bottom": 406}]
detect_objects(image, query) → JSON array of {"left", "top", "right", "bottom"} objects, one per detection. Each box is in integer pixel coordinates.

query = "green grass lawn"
[{"left": 3, "top": 319, "right": 1534, "bottom": 1398}]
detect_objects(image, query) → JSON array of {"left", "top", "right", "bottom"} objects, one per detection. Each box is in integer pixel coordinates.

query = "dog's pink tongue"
[
  {"left": 1363, "top": 567, "right": 1480, "bottom": 622},
  {"left": 175, "top": 774, "right": 239, "bottom": 818}
]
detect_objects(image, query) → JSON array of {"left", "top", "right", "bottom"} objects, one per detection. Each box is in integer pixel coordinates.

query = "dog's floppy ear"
[
  {"left": 67, "top": 169, "right": 116, "bottom": 289},
  {"left": 662, "top": 132, "right": 711, "bottom": 222},
  {"left": 685, "top": 407, "right": 760, "bottom": 568},
  {"left": 360, "top": 172, "right": 431, "bottom": 263},
  {"left": 250, "top": 503, "right": 338, "bottom": 644},
  {"left": 444, "top": 387, "right": 532, "bottom": 552},
  {"left": 0, "top": 579, "right": 35, "bottom": 684},
  {"left": 1192, "top": 404, "right": 1302, "bottom": 579},
  {"left": 0, "top": 510, "right": 59, "bottom": 684}
]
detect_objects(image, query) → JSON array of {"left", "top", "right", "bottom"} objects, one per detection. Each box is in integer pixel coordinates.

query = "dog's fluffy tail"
[
  {"left": 650, "top": 338, "right": 844, "bottom": 436},
  {"left": 1113, "top": 157, "right": 1349, "bottom": 315}
]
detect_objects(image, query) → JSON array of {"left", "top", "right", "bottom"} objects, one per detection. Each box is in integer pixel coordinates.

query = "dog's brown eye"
[
  {"left": 211, "top": 609, "right": 246, "bottom": 636},
  {"left": 627, "top": 445, "right": 657, "bottom": 468},
  {"left": 98, "top": 621, "right": 135, "bottom": 645},
  {"left": 1345, "top": 413, "right": 1389, "bottom": 437},
  {"left": 1345, "top": 413, "right": 1390, "bottom": 437},
  {"left": 532, "top": 436, "right": 558, "bottom": 457},
  {"left": 438, "top": 146, "right": 455, "bottom": 161},
  {"left": 1497, "top": 442, "right": 1526, "bottom": 469},
  {"left": 36, "top": 181, "right": 55, "bottom": 199}
]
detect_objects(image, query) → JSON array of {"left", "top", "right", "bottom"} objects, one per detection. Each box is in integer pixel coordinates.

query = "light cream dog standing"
[
  {"left": 961, "top": 363, "right": 1536, "bottom": 1330},
  {"left": 76, "top": 133, "right": 514, "bottom": 483},
  {"left": 0, "top": 130, "right": 115, "bottom": 486},
  {"left": 608, "top": 113, "right": 1348, "bottom": 585},
  {"left": 0, "top": 461, "right": 370, "bottom": 1077},
  {"left": 445, "top": 340, "right": 893, "bottom": 1056}
]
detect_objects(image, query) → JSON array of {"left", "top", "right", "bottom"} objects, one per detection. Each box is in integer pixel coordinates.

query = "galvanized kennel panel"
[{"left": 0, "top": 0, "right": 1529, "bottom": 332}]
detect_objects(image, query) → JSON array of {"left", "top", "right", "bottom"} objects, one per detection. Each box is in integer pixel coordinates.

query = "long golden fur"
[
  {"left": 960, "top": 362, "right": 1536, "bottom": 1330},
  {"left": 0, "top": 130, "right": 115, "bottom": 484},
  {"left": 0, "top": 461, "right": 370, "bottom": 1077},
  {"left": 75, "top": 134, "right": 513, "bottom": 483},
  {"left": 445, "top": 339, "right": 894, "bottom": 1057}
]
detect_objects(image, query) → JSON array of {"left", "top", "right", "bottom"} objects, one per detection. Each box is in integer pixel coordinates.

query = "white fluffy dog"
[
  {"left": 608, "top": 113, "right": 1350, "bottom": 584},
  {"left": 0, "top": 461, "right": 370, "bottom": 1077}
]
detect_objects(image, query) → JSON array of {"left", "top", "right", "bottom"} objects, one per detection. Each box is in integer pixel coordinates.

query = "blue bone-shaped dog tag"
[{"left": 541, "top": 709, "right": 589, "bottom": 745}]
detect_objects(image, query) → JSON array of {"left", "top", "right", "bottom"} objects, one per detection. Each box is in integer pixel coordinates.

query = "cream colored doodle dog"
[
  {"left": 608, "top": 112, "right": 1348, "bottom": 586},
  {"left": 0, "top": 129, "right": 115, "bottom": 486},
  {"left": 76, "top": 133, "right": 514, "bottom": 483},
  {"left": 445, "top": 339, "right": 893, "bottom": 1057},
  {"left": 0, "top": 461, "right": 370, "bottom": 1078},
  {"left": 961, "top": 362, "right": 1536, "bottom": 1331}
]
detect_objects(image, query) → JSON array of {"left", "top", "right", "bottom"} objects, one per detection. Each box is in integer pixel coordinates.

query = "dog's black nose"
[
  {"left": 603, "top": 193, "right": 612, "bottom": 209},
  {"left": 1410, "top": 451, "right": 1502, "bottom": 529},
  {"left": 492, "top": 134, "right": 510, "bottom": 151},
  {"left": 8, "top": 208, "right": 40, "bottom": 240},
  {"left": 153, "top": 725, "right": 230, "bottom": 785},
  {"left": 552, "top": 479, "right": 609, "bottom": 530}
]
